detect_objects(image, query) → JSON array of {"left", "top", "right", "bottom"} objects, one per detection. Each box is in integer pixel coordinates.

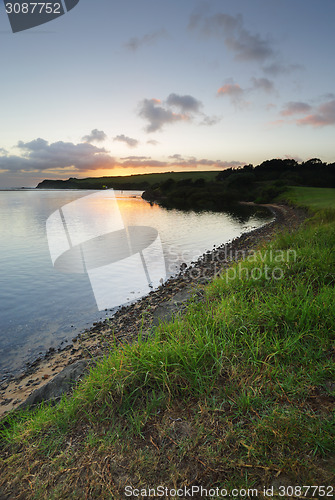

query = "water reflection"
[{"left": 0, "top": 190, "right": 273, "bottom": 376}]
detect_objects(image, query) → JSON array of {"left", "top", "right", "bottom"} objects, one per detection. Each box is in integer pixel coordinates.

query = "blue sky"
[{"left": 0, "top": 0, "right": 334, "bottom": 187}]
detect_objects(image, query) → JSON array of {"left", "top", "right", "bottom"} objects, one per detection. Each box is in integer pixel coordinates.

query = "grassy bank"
[
  {"left": 1, "top": 188, "right": 334, "bottom": 498},
  {"left": 280, "top": 186, "right": 335, "bottom": 211}
]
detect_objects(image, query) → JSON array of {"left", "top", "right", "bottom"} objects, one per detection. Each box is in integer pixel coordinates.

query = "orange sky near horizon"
[{"left": 81, "top": 165, "right": 222, "bottom": 179}]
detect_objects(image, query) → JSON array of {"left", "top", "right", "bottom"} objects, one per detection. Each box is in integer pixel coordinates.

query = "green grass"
[
  {"left": 279, "top": 186, "right": 335, "bottom": 210},
  {"left": 1, "top": 187, "right": 334, "bottom": 498}
]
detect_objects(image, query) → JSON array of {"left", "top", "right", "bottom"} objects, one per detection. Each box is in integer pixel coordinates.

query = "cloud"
[
  {"left": 82, "top": 129, "right": 107, "bottom": 143},
  {"left": 119, "top": 156, "right": 243, "bottom": 170},
  {"left": 297, "top": 100, "right": 335, "bottom": 127},
  {"left": 118, "top": 158, "right": 168, "bottom": 168},
  {"left": 179, "top": 158, "right": 243, "bottom": 169},
  {"left": 113, "top": 134, "right": 139, "bottom": 148},
  {"left": 280, "top": 101, "right": 312, "bottom": 116},
  {"left": 216, "top": 77, "right": 276, "bottom": 110},
  {"left": 251, "top": 77, "right": 275, "bottom": 93},
  {"left": 138, "top": 94, "right": 217, "bottom": 132},
  {"left": 0, "top": 135, "right": 244, "bottom": 183},
  {"left": 268, "top": 119, "right": 286, "bottom": 127},
  {"left": 189, "top": 10, "right": 303, "bottom": 76},
  {"left": 138, "top": 98, "right": 187, "bottom": 132},
  {"left": 116, "top": 156, "right": 240, "bottom": 169},
  {"left": 124, "top": 29, "right": 167, "bottom": 51},
  {"left": 0, "top": 139, "right": 115, "bottom": 173},
  {"left": 266, "top": 103, "right": 276, "bottom": 111},
  {"left": 189, "top": 11, "right": 274, "bottom": 63},
  {"left": 120, "top": 156, "right": 150, "bottom": 161},
  {"left": 17, "top": 138, "right": 48, "bottom": 150},
  {"left": 147, "top": 139, "right": 159, "bottom": 146},
  {"left": 263, "top": 62, "right": 303, "bottom": 76},
  {"left": 217, "top": 82, "right": 244, "bottom": 98},
  {"left": 167, "top": 155, "right": 243, "bottom": 169},
  {"left": 164, "top": 93, "right": 219, "bottom": 127},
  {"left": 319, "top": 92, "right": 335, "bottom": 101},
  {"left": 277, "top": 98, "right": 335, "bottom": 127},
  {"left": 284, "top": 154, "right": 304, "bottom": 163},
  {"left": 200, "top": 115, "right": 221, "bottom": 126},
  {"left": 189, "top": 11, "right": 240, "bottom": 34},
  {"left": 217, "top": 81, "right": 248, "bottom": 107},
  {"left": 168, "top": 154, "right": 184, "bottom": 160},
  {"left": 166, "top": 93, "right": 202, "bottom": 113},
  {"left": 225, "top": 28, "right": 274, "bottom": 63}
]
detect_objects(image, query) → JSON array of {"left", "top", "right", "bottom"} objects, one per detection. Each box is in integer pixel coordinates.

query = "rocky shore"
[{"left": 0, "top": 203, "right": 307, "bottom": 417}]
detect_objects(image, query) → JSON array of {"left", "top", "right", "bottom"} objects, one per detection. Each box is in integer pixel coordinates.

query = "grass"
[
  {"left": 1, "top": 187, "right": 334, "bottom": 498},
  {"left": 279, "top": 186, "right": 335, "bottom": 211}
]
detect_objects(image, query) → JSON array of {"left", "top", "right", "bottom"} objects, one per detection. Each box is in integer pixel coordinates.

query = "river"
[{"left": 0, "top": 189, "right": 272, "bottom": 378}]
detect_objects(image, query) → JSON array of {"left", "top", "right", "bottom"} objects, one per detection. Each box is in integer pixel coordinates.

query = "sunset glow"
[{"left": 0, "top": 0, "right": 334, "bottom": 187}]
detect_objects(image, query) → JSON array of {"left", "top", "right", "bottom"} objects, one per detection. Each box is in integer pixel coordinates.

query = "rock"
[
  {"left": 17, "top": 360, "right": 90, "bottom": 411},
  {"left": 0, "top": 398, "right": 13, "bottom": 406},
  {"left": 152, "top": 288, "right": 194, "bottom": 326},
  {"left": 197, "top": 277, "right": 210, "bottom": 285}
]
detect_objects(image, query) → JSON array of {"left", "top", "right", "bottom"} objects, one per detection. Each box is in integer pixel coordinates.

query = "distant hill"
[
  {"left": 37, "top": 159, "right": 335, "bottom": 210},
  {"left": 141, "top": 158, "right": 335, "bottom": 210},
  {"left": 36, "top": 171, "right": 220, "bottom": 190}
]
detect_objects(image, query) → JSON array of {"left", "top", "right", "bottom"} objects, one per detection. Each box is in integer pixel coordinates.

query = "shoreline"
[{"left": 0, "top": 203, "right": 307, "bottom": 417}]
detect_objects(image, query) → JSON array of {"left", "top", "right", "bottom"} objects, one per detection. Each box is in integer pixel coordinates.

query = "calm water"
[{"left": 0, "top": 190, "right": 272, "bottom": 377}]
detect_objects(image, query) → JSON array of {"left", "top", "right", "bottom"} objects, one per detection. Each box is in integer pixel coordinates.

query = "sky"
[{"left": 0, "top": 0, "right": 334, "bottom": 187}]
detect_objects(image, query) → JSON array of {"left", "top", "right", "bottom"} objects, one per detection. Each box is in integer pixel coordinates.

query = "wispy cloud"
[
  {"left": 116, "top": 156, "right": 242, "bottom": 170},
  {"left": 318, "top": 93, "right": 335, "bottom": 101},
  {"left": 217, "top": 81, "right": 248, "bottom": 107},
  {"left": 118, "top": 158, "right": 168, "bottom": 168},
  {"left": 217, "top": 76, "right": 275, "bottom": 109},
  {"left": 225, "top": 27, "right": 274, "bottom": 63},
  {"left": 251, "top": 77, "right": 275, "bottom": 93},
  {"left": 284, "top": 154, "right": 304, "bottom": 163},
  {"left": 278, "top": 99, "right": 335, "bottom": 127},
  {"left": 168, "top": 154, "right": 243, "bottom": 169},
  {"left": 262, "top": 62, "right": 303, "bottom": 76},
  {"left": 189, "top": 11, "right": 274, "bottom": 63},
  {"left": 280, "top": 101, "right": 312, "bottom": 116},
  {"left": 200, "top": 115, "right": 221, "bottom": 126},
  {"left": 120, "top": 156, "right": 150, "bottom": 161},
  {"left": 82, "top": 129, "right": 107, "bottom": 143},
  {"left": 297, "top": 100, "right": 335, "bottom": 127},
  {"left": 124, "top": 29, "right": 167, "bottom": 51},
  {"left": 113, "top": 134, "right": 139, "bottom": 148},
  {"left": 217, "top": 82, "right": 244, "bottom": 98},
  {"left": 189, "top": 10, "right": 302, "bottom": 75}
]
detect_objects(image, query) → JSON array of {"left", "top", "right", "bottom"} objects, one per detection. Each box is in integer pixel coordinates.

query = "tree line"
[{"left": 142, "top": 158, "right": 335, "bottom": 210}]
